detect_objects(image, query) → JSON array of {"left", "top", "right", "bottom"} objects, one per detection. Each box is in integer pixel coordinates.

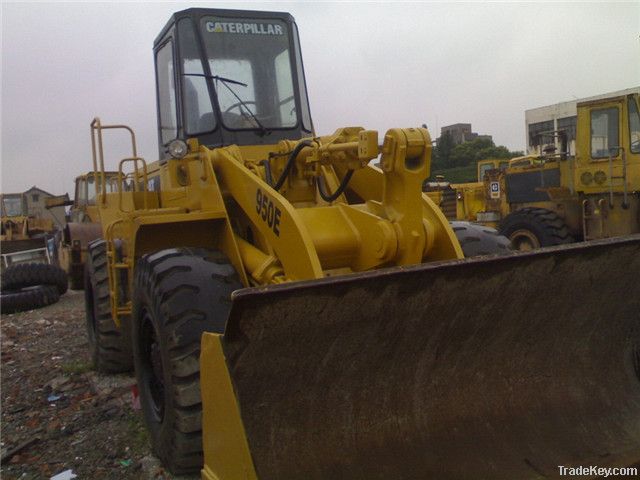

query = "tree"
[
  {"left": 432, "top": 131, "right": 455, "bottom": 169},
  {"left": 449, "top": 137, "right": 521, "bottom": 167}
]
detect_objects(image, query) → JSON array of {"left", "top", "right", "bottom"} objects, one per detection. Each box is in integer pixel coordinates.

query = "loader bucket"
[{"left": 201, "top": 235, "right": 640, "bottom": 480}]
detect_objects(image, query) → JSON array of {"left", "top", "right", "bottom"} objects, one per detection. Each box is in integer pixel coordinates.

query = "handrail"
[
  {"left": 90, "top": 118, "right": 139, "bottom": 206},
  {"left": 607, "top": 146, "right": 627, "bottom": 208},
  {"left": 118, "top": 157, "right": 149, "bottom": 213}
]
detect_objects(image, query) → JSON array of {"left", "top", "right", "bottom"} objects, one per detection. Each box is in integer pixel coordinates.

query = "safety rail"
[
  {"left": 104, "top": 220, "right": 132, "bottom": 319},
  {"left": 117, "top": 157, "right": 150, "bottom": 213},
  {"left": 90, "top": 118, "right": 140, "bottom": 206},
  {"left": 608, "top": 146, "right": 628, "bottom": 208}
]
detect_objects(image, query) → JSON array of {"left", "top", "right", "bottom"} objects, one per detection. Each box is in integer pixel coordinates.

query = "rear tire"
[
  {"left": 499, "top": 207, "right": 573, "bottom": 251},
  {"left": 132, "top": 248, "right": 241, "bottom": 475},
  {"left": 450, "top": 221, "right": 512, "bottom": 257},
  {"left": 0, "top": 284, "right": 60, "bottom": 314},
  {"left": 84, "top": 240, "right": 133, "bottom": 373}
]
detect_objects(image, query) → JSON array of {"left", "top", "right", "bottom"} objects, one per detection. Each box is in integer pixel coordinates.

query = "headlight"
[{"left": 168, "top": 139, "right": 188, "bottom": 159}]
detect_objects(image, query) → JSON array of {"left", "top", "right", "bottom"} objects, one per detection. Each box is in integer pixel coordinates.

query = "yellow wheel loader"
[
  {"left": 473, "top": 93, "right": 640, "bottom": 250},
  {"left": 47, "top": 171, "right": 119, "bottom": 289},
  {"left": 1, "top": 193, "right": 56, "bottom": 268},
  {"left": 84, "top": 8, "right": 640, "bottom": 479},
  {"left": 423, "top": 158, "right": 509, "bottom": 225}
]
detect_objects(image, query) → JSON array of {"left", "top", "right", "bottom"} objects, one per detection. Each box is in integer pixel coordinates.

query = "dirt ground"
[{"left": 1, "top": 290, "right": 197, "bottom": 479}]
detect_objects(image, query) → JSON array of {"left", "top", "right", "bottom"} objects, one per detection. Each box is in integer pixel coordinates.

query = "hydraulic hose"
[
  {"left": 260, "top": 159, "right": 274, "bottom": 187},
  {"left": 317, "top": 169, "right": 354, "bottom": 203},
  {"left": 272, "top": 140, "right": 314, "bottom": 192}
]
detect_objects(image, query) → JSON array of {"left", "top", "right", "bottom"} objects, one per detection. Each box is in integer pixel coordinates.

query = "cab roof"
[{"left": 153, "top": 8, "right": 295, "bottom": 47}]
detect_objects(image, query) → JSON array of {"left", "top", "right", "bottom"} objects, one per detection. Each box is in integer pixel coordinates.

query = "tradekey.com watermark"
[{"left": 559, "top": 465, "right": 638, "bottom": 477}]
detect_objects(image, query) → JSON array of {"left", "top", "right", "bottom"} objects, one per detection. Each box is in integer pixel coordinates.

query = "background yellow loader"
[
  {"left": 83, "top": 8, "right": 640, "bottom": 479},
  {"left": 47, "top": 171, "right": 119, "bottom": 289},
  {"left": 432, "top": 92, "right": 640, "bottom": 250},
  {"left": 423, "top": 158, "right": 508, "bottom": 225}
]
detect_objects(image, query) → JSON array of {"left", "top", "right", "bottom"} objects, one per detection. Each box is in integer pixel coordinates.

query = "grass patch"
[
  {"left": 126, "top": 411, "right": 149, "bottom": 449},
  {"left": 61, "top": 360, "right": 93, "bottom": 375}
]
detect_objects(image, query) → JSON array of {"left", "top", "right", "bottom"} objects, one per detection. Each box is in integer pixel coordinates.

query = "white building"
[{"left": 525, "top": 87, "right": 640, "bottom": 155}]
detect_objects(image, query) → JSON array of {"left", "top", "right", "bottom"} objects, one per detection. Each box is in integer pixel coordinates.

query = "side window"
[
  {"left": 591, "top": 107, "right": 619, "bottom": 159},
  {"left": 178, "top": 19, "right": 215, "bottom": 135},
  {"left": 479, "top": 163, "right": 492, "bottom": 179},
  {"left": 628, "top": 97, "right": 640, "bottom": 154},
  {"left": 275, "top": 50, "right": 295, "bottom": 127},
  {"left": 105, "top": 176, "right": 118, "bottom": 193},
  {"left": 76, "top": 179, "right": 87, "bottom": 206},
  {"left": 87, "top": 176, "right": 97, "bottom": 205},
  {"left": 156, "top": 40, "right": 178, "bottom": 144},
  {"left": 292, "top": 25, "right": 313, "bottom": 132}
]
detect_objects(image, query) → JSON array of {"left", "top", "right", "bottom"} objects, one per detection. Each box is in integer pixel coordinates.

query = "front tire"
[
  {"left": 84, "top": 240, "right": 133, "bottom": 373},
  {"left": 132, "top": 248, "right": 241, "bottom": 475},
  {"left": 499, "top": 207, "right": 573, "bottom": 251}
]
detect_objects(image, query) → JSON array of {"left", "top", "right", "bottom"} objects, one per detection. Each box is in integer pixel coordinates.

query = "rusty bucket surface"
[{"left": 222, "top": 236, "right": 640, "bottom": 479}]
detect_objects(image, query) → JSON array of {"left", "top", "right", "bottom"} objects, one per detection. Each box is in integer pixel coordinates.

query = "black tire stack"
[{"left": 1, "top": 263, "right": 68, "bottom": 314}]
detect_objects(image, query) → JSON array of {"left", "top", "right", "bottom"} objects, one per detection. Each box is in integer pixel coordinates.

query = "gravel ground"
[{"left": 1, "top": 290, "right": 197, "bottom": 480}]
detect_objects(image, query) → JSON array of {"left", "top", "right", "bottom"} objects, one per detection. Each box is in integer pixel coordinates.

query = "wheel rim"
[
  {"left": 510, "top": 229, "right": 541, "bottom": 251},
  {"left": 140, "top": 309, "right": 165, "bottom": 422}
]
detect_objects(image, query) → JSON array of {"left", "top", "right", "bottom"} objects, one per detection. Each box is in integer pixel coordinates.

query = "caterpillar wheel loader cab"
[{"left": 85, "top": 8, "right": 640, "bottom": 479}]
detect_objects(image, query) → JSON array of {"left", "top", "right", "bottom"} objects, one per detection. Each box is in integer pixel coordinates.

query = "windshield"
[
  {"left": 199, "top": 17, "right": 297, "bottom": 130},
  {"left": 2, "top": 196, "right": 25, "bottom": 216}
]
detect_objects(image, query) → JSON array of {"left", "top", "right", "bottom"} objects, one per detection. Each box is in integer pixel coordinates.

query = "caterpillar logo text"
[{"left": 205, "top": 21, "right": 284, "bottom": 35}]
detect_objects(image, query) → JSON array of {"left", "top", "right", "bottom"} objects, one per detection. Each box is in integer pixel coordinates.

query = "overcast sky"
[{"left": 2, "top": 1, "right": 639, "bottom": 196}]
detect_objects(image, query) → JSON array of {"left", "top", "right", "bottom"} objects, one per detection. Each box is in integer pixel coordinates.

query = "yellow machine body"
[
  {"left": 1, "top": 193, "right": 56, "bottom": 268},
  {"left": 430, "top": 93, "right": 640, "bottom": 249},
  {"left": 424, "top": 158, "right": 509, "bottom": 226},
  {"left": 52, "top": 172, "right": 120, "bottom": 288},
  {"left": 91, "top": 124, "right": 462, "bottom": 323},
  {"left": 500, "top": 94, "right": 640, "bottom": 248},
  {"left": 85, "top": 8, "right": 640, "bottom": 479}
]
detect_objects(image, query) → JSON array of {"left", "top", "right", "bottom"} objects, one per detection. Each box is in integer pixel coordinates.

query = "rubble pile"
[{"left": 0, "top": 291, "right": 192, "bottom": 479}]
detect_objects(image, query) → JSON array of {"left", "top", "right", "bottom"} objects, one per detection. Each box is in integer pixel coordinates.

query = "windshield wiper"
[{"left": 184, "top": 73, "right": 270, "bottom": 136}]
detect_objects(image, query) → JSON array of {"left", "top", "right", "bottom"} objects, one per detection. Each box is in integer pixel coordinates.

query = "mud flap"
[{"left": 202, "top": 235, "right": 640, "bottom": 480}]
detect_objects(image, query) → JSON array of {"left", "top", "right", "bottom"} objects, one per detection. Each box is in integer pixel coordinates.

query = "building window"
[
  {"left": 32, "top": 194, "right": 40, "bottom": 202},
  {"left": 528, "top": 120, "right": 554, "bottom": 148},
  {"left": 557, "top": 116, "right": 576, "bottom": 145}
]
